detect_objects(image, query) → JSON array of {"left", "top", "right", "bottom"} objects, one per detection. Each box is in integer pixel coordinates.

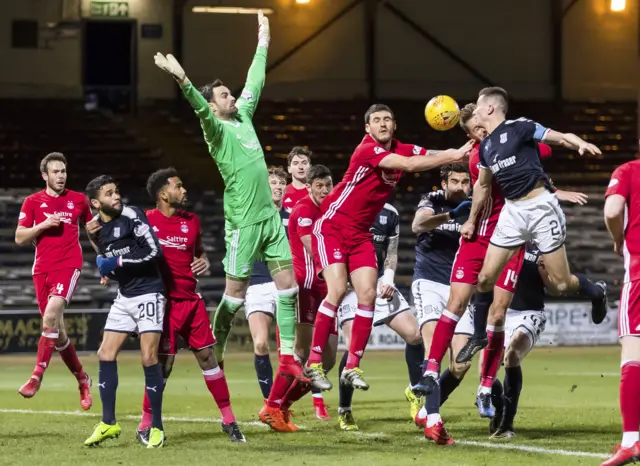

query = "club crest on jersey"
[
  {"left": 455, "top": 267, "right": 464, "bottom": 279},
  {"left": 180, "top": 223, "right": 189, "bottom": 233},
  {"left": 500, "top": 133, "right": 508, "bottom": 144},
  {"left": 113, "top": 227, "right": 121, "bottom": 238},
  {"left": 374, "top": 146, "right": 385, "bottom": 154},
  {"left": 379, "top": 216, "right": 387, "bottom": 225},
  {"left": 333, "top": 249, "right": 343, "bottom": 260},
  {"left": 67, "top": 201, "right": 74, "bottom": 210},
  {"left": 381, "top": 170, "right": 400, "bottom": 187}
]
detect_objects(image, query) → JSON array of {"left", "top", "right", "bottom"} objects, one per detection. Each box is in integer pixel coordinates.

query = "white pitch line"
[
  {"left": 0, "top": 408, "right": 269, "bottom": 428},
  {"left": 456, "top": 440, "right": 609, "bottom": 459},
  {"left": 0, "top": 409, "right": 611, "bottom": 459}
]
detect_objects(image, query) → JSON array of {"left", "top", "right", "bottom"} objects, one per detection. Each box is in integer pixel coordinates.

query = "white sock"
[
  {"left": 418, "top": 406, "right": 427, "bottom": 419},
  {"left": 426, "top": 413, "right": 442, "bottom": 428},
  {"left": 477, "top": 385, "right": 492, "bottom": 396},
  {"left": 621, "top": 431, "right": 640, "bottom": 448}
]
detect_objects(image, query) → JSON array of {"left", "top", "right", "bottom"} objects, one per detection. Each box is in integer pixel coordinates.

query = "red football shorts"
[
  {"left": 619, "top": 281, "right": 640, "bottom": 337},
  {"left": 32, "top": 268, "right": 81, "bottom": 315},
  {"left": 160, "top": 297, "right": 216, "bottom": 355},
  {"left": 297, "top": 281, "right": 337, "bottom": 336},
  {"left": 450, "top": 236, "right": 525, "bottom": 294},
  {"left": 313, "top": 220, "right": 377, "bottom": 275}
]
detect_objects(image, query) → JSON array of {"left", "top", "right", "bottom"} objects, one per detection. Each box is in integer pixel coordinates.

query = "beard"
[{"left": 101, "top": 203, "right": 123, "bottom": 218}]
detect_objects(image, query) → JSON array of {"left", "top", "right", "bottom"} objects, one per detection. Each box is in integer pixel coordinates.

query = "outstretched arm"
[
  {"left": 542, "top": 129, "right": 601, "bottom": 156},
  {"left": 154, "top": 52, "right": 223, "bottom": 145},
  {"left": 378, "top": 140, "right": 473, "bottom": 173},
  {"left": 237, "top": 10, "right": 270, "bottom": 120}
]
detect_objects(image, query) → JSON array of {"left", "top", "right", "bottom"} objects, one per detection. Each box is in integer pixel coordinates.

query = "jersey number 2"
[{"left": 549, "top": 220, "right": 561, "bottom": 239}]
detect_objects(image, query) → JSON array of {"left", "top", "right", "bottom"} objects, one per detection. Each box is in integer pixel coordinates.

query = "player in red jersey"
[
  {"left": 283, "top": 147, "right": 311, "bottom": 213},
  {"left": 15, "top": 152, "right": 93, "bottom": 409},
  {"left": 603, "top": 158, "right": 640, "bottom": 465},
  {"left": 135, "top": 168, "right": 245, "bottom": 443},
  {"left": 260, "top": 164, "right": 337, "bottom": 432},
  {"left": 305, "top": 103, "right": 472, "bottom": 391}
]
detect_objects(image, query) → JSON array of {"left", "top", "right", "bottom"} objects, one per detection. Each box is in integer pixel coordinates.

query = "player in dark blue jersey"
[
  {"left": 468, "top": 87, "right": 607, "bottom": 327},
  {"left": 337, "top": 202, "right": 422, "bottom": 429},
  {"left": 490, "top": 243, "right": 551, "bottom": 440},
  {"left": 410, "top": 164, "right": 474, "bottom": 440},
  {"left": 245, "top": 167, "right": 291, "bottom": 398},
  {"left": 83, "top": 175, "right": 166, "bottom": 448}
]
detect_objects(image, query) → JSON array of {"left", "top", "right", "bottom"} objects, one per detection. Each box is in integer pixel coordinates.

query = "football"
[{"left": 425, "top": 95, "right": 460, "bottom": 131}]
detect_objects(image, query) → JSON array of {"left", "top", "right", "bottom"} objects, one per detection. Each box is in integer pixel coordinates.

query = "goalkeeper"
[{"left": 154, "top": 10, "right": 306, "bottom": 383}]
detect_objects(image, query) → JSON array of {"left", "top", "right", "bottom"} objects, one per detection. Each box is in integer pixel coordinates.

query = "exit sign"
[{"left": 90, "top": 1, "right": 129, "bottom": 17}]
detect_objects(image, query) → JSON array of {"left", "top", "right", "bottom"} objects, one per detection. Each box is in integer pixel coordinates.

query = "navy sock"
[
  {"left": 405, "top": 342, "right": 424, "bottom": 387},
  {"left": 425, "top": 368, "right": 441, "bottom": 415},
  {"left": 254, "top": 353, "right": 273, "bottom": 399},
  {"left": 472, "top": 291, "right": 493, "bottom": 339},
  {"left": 338, "top": 351, "right": 354, "bottom": 409},
  {"left": 575, "top": 273, "right": 604, "bottom": 300},
  {"left": 503, "top": 366, "right": 523, "bottom": 429},
  {"left": 491, "top": 377, "right": 504, "bottom": 418},
  {"left": 143, "top": 364, "right": 165, "bottom": 431},
  {"left": 438, "top": 369, "right": 461, "bottom": 406},
  {"left": 98, "top": 360, "right": 118, "bottom": 425}
]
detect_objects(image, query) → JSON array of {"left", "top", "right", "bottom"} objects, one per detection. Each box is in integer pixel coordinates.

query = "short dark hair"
[
  {"left": 86, "top": 175, "right": 116, "bottom": 200},
  {"left": 268, "top": 167, "right": 287, "bottom": 183},
  {"left": 306, "top": 164, "right": 331, "bottom": 184},
  {"left": 440, "top": 163, "right": 469, "bottom": 182},
  {"left": 364, "top": 104, "right": 394, "bottom": 124},
  {"left": 40, "top": 152, "right": 67, "bottom": 174},
  {"left": 199, "top": 79, "right": 225, "bottom": 103},
  {"left": 459, "top": 103, "right": 476, "bottom": 133},
  {"left": 478, "top": 86, "right": 509, "bottom": 113},
  {"left": 287, "top": 146, "right": 312, "bottom": 166},
  {"left": 146, "top": 167, "right": 179, "bottom": 201}
]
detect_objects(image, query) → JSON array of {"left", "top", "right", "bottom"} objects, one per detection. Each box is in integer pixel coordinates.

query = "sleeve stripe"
[{"left": 120, "top": 228, "right": 159, "bottom": 264}]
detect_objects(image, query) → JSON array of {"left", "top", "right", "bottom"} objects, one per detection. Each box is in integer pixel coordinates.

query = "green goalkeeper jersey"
[{"left": 181, "top": 46, "right": 275, "bottom": 229}]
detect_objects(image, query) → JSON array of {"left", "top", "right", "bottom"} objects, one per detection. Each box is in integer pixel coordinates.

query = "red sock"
[
  {"left": 139, "top": 390, "right": 153, "bottom": 430},
  {"left": 480, "top": 326, "right": 505, "bottom": 389},
  {"left": 312, "top": 392, "right": 325, "bottom": 406},
  {"left": 345, "top": 304, "right": 374, "bottom": 370},
  {"left": 307, "top": 300, "right": 337, "bottom": 365},
  {"left": 267, "top": 372, "right": 295, "bottom": 409},
  {"left": 621, "top": 361, "right": 640, "bottom": 434},
  {"left": 203, "top": 367, "right": 236, "bottom": 424},
  {"left": 425, "top": 311, "right": 459, "bottom": 374},
  {"left": 282, "top": 380, "right": 312, "bottom": 410},
  {"left": 33, "top": 327, "right": 59, "bottom": 379},
  {"left": 56, "top": 338, "right": 85, "bottom": 381}
]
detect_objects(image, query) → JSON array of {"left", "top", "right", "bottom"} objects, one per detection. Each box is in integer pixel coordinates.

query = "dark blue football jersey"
[
  {"left": 94, "top": 205, "right": 164, "bottom": 298},
  {"left": 413, "top": 190, "right": 464, "bottom": 285},
  {"left": 510, "top": 243, "right": 545, "bottom": 311},
  {"left": 479, "top": 118, "right": 553, "bottom": 200},
  {"left": 250, "top": 208, "right": 290, "bottom": 286},
  {"left": 370, "top": 203, "right": 400, "bottom": 277}
]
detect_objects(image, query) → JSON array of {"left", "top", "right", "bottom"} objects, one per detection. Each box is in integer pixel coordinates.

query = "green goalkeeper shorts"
[{"left": 222, "top": 212, "right": 292, "bottom": 279}]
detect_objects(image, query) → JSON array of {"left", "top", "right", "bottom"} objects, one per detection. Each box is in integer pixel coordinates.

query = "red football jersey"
[
  {"left": 288, "top": 195, "right": 322, "bottom": 289},
  {"left": 18, "top": 189, "right": 93, "bottom": 275},
  {"left": 320, "top": 134, "right": 427, "bottom": 232},
  {"left": 283, "top": 184, "right": 308, "bottom": 213},
  {"left": 470, "top": 142, "right": 552, "bottom": 237},
  {"left": 146, "top": 208, "right": 201, "bottom": 300},
  {"left": 605, "top": 160, "right": 640, "bottom": 283}
]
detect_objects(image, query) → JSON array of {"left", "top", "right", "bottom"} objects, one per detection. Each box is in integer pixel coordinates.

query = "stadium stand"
[{"left": 0, "top": 99, "right": 636, "bottom": 310}]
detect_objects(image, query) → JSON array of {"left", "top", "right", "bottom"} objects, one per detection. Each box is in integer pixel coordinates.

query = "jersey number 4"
[{"left": 138, "top": 301, "right": 158, "bottom": 323}]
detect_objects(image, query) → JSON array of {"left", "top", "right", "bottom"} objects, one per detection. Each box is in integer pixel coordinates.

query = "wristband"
[{"left": 382, "top": 268, "right": 395, "bottom": 286}]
